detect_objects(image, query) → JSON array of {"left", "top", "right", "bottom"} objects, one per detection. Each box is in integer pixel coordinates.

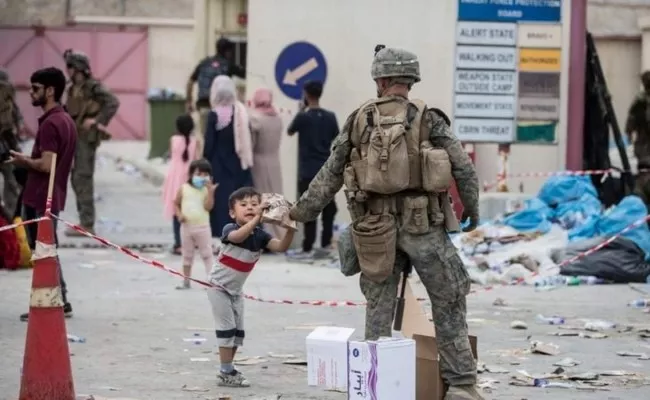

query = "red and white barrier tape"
[
  {"left": 46, "top": 213, "right": 382, "bottom": 306},
  {"left": 0, "top": 217, "right": 47, "bottom": 233},
  {"left": 482, "top": 168, "right": 616, "bottom": 191}
]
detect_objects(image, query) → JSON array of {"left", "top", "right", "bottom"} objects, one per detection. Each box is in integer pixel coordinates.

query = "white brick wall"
[{"left": 0, "top": 0, "right": 194, "bottom": 26}]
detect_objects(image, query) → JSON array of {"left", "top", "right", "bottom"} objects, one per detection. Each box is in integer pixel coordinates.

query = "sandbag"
[
  {"left": 560, "top": 237, "right": 650, "bottom": 283},
  {"left": 261, "top": 193, "right": 297, "bottom": 231}
]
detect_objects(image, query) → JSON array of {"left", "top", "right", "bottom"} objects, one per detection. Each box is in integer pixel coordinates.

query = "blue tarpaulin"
[{"left": 501, "top": 175, "right": 650, "bottom": 258}]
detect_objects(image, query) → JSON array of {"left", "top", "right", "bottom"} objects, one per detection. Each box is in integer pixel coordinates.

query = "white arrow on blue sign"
[{"left": 274, "top": 41, "right": 327, "bottom": 100}]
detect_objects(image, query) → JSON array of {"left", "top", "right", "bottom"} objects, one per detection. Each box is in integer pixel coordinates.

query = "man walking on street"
[
  {"left": 287, "top": 80, "right": 339, "bottom": 261},
  {"left": 62, "top": 49, "right": 120, "bottom": 236},
  {"left": 6, "top": 67, "right": 77, "bottom": 321},
  {"left": 185, "top": 37, "right": 246, "bottom": 156}
]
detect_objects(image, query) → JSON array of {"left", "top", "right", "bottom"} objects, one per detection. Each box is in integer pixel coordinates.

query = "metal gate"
[{"left": 0, "top": 25, "right": 148, "bottom": 140}]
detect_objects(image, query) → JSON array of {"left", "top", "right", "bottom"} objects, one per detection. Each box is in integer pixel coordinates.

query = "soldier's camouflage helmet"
[
  {"left": 371, "top": 46, "right": 421, "bottom": 83},
  {"left": 0, "top": 68, "right": 8, "bottom": 82},
  {"left": 63, "top": 49, "right": 91, "bottom": 73}
]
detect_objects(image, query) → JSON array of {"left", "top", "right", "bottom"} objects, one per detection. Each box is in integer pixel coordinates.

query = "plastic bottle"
[
  {"left": 578, "top": 276, "right": 605, "bottom": 285},
  {"left": 533, "top": 276, "right": 567, "bottom": 287},
  {"left": 628, "top": 299, "right": 650, "bottom": 308},
  {"left": 536, "top": 314, "right": 565, "bottom": 325},
  {"left": 67, "top": 334, "right": 86, "bottom": 343}
]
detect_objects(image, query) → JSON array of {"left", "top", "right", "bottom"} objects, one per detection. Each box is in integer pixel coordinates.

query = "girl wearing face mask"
[{"left": 173, "top": 159, "right": 218, "bottom": 289}]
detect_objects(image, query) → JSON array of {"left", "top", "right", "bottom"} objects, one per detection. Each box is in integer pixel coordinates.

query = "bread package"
[{"left": 261, "top": 193, "right": 298, "bottom": 231}]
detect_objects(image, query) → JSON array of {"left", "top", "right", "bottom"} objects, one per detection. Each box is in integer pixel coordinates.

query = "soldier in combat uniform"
[
  {"left": 62, "top": 49, "right": 119, "bottom": 235},
  {"left": 289, "top": 46, "right": 482, "bottom": 400},
  {"left": 0, "top": 68, "right": 24, "bottom": 216},
  {"left": 626, "top": 71, "right": 650, "bottom": 207}
]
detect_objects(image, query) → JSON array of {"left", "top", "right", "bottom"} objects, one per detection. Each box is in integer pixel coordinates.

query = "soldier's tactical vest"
[
  {"left": 197, "top": 57, "right": 230, "bottom": 101},
  {"left": 66, "top": 80, "right": 101, "bottom": 121},
  {"left": 344, "top": 96, "right": 455, "bottom": 284},
  {"left": 347, "top": 96, "right": 452, "bottom": 196}
]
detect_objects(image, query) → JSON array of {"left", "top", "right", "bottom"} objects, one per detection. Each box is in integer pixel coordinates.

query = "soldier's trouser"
[
  {"left": 0, "top": 163, "right": 20, "bottom": 215},
  {"left": 359, "top": 226, "right": 476, "bottom": 387},
  {"left": 71, "top": 139, "right": 98, "bottom": 228}
]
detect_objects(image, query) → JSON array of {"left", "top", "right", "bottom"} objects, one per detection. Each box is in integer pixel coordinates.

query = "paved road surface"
[{"left": 1, "top": 153, "right": 649, "bottom": 399}]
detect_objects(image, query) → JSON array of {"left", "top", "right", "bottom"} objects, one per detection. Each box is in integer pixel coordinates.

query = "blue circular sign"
[{"left": 274, "top": 41, "right": 327, "bottom": 100}]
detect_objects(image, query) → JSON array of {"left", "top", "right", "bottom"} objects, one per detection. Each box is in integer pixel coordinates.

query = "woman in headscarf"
[
  {"left": 249, "top": 88, "right": 284, "bottom": 238},
  {"left": 203, "top": 75, "right": 254, "bottom": 237}
]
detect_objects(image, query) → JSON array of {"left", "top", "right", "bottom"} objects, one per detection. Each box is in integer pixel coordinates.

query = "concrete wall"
[{"left": 0, "top": 0, "right": 194, "bottom": 26}]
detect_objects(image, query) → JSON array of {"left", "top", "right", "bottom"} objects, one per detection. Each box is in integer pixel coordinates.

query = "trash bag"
[
  {"left": 560, "top": 237, "right": 650, "bottom": 283},
  {"left": 502, "top": 208, "right": 552, "bottom": 234},
  {"left": 596, "top": 195, "right": 650, "bottom": 259},
  {"left": 538, "top": 176, "right": 599, "bottom": 206}
]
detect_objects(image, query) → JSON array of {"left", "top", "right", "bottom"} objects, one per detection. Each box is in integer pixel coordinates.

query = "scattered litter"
[
  {"left": 537, "top": 314, "right": 565, "bottom": 325},
  {"left": 234, "top": 356, "right": 267, "bottom": 365},
  {"left": 600, "top": 370, "right": 635, "bottom": 376},
  {"left": 282, "top": 359, "right": 307, "bottom": 366},
  {"left": 568, "top": 372, "right": 599, "bottom": 381},
  {"left": 492, "top": 298, "right": 507, "bottom": 307},
  {"left": 530, "top": 341, "right": 560, "bottom": 356},
  {"left": 180, "top": 385, "right": 209, "bottom": 392},
  {"left": 268, "top": 352, "right": 296, "bottom": 359},
  {"left": 583, "top": 320, "right": 616, "bottom": 331},
  {"left": 484, "top": 365, "right": 509, "bottom": 374},
  {"left": 616, "top": 351, "right": 650, "bottom": 360},
  {"left": 554, "top": 358, "right": 580, "bottom": 367},
  {"left": 628, "top": 299, "right": 650, "bottom": 308},
  {"left": 67, "top": 334, "right": 86, "bottom": 343},
  {"left": 510, "top": 320, "right": 528, "bottom": 330},
  {"left": 579, "top": 332, "right": 608, "bottom": 339},
  {"left": 477, "top": 378, "right": 499, "bottom": 391},
  {"left": 534, "top": 379, "right": 573, "bottom": 389},
  {"left": 189, "top": 357, "right": 210, "bottom": 362},
  {"left": 551, "top": 331, "right": 579, "bottom": 337},
  {"left": 182, "top": 337, "right": 206, "bottom": 344}
]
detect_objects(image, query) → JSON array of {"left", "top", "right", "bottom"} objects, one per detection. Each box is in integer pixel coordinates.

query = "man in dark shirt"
[
  {"left": 186, "top": 37, "right": 246, "bottom": 157},
  {"left": 287, "top": 81, "right": 339, "bottom": 259},
  {"left": 6, "top": 67, "right": 77, "bottom": 321}
]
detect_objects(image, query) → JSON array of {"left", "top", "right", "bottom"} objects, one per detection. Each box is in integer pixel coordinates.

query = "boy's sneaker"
[
  {"left": 218, "top": 369, "right": 251, "bottom": 387},
  {"left": 20, "top": 302, "right": 73, "bottom": 322}
]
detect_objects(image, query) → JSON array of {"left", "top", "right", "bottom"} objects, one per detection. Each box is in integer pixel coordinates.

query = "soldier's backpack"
[
  {"left": 197, "top": 57, "right": 231, "bottom": 101},
  {"left": 349, "top": 97, "right": 452, "bottom": 195}
]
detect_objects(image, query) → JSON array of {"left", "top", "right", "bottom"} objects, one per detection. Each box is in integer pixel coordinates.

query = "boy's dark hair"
[
  {"left": 175, "top": 114, "right": 194, "bottom": 162},
  {"left": 303, "top": 80, "right": 323, "bottom": 99},
  {"left": 216, "top": 37, "right": 234, "bottom": 56},
  {"left": 30, "top": 67, "right": 66, "bottom": 103},
  {"left": 188, "top": 158, "right": 212, "bottom": 183},
  {"left": 228, "top": 186, "right": 261, "bottom": 209}
]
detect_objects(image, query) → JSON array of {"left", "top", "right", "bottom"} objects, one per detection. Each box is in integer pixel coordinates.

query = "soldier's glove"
[{"left": 461, "top": 209, "right": 479, "bottom": 232}]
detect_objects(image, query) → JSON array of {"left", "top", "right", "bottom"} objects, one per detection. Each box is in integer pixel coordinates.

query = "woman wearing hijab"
[
  {"left": 249, "top": 88, "right": 284, "bottom": 238},
  {"left": 203, "top": 75, "right": 254, "bottom": 237}
]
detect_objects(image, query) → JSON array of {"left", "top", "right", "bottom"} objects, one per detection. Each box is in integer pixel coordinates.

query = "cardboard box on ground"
[
  {"left": 305, "top": 280, "right": 478, "bottom": 400},
  {"left": 400, "top": 280, "right": 478, "bottom": 400}
]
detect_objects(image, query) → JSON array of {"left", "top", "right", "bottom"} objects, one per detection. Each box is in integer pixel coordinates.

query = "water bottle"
[
  {"left": 628, "top": 299, "right": 650, "bottom": 308},
  {"left": 67, "top": 334, "right": 86, "bottom": 343},
  {"left": 534, "top": 276, "right": 566, "bottom": 287},
  {"left": 536, "top": 314, "right": 565, "bottom": 325},
  {"left": 579, "top": 276, "right": 605, "bottom": 285}
]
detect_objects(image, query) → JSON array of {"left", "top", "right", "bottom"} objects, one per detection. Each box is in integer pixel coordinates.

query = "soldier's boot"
[
  {"left": 445, "top": 385, "right": 485, "bottom": 400},
  {"left": 64, "top": 224, "right": 95, "bottom": 237}
]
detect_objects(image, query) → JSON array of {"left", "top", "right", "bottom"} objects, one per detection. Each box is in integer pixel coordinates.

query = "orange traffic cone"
[{"left": 19, "top": 216, "right": 75, "bottom": 399}]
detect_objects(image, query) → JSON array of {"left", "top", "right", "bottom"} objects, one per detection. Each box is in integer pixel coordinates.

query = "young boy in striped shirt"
[{"left": 207, "top": 186, "right": 294, "bottom": 387}]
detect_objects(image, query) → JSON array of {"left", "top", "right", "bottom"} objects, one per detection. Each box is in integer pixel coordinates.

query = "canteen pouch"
[
  {"left": 400, "top": 195, "right": 430, "bottom": 235},
  {"left": 421, "top": 143, "right": 453, "bottom": 193},
  {"left": 351, "top": 214, "right": 397, "bottom": 283},
  {"left": 337, "top": 225, "right": 361, "bottom": 277}
]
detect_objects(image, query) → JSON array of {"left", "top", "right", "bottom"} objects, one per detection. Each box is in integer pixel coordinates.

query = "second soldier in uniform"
[
  {"left": 62, "top": 49, "right": 119, "bottom": 235},
  {"left": 289, "top": 46, "right": 483, "bottom": 400}
]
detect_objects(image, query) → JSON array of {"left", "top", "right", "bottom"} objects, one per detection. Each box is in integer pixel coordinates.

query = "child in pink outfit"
[{"left": 162, "top": 115, "right": 197, "bottom": 255}]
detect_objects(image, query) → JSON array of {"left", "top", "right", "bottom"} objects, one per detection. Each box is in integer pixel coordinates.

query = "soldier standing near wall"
[
  {"left": 0, "top": 68, "right": 24, "bottom": 216},
  {"left": 62, "top": 49, "right": 120, "bottom": 236},
  {"left": 289, "top": 46, "right": 483, "bottom": 400},
  {"left": 626, "top": 71, "right": 650, "bottom": 207}
]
